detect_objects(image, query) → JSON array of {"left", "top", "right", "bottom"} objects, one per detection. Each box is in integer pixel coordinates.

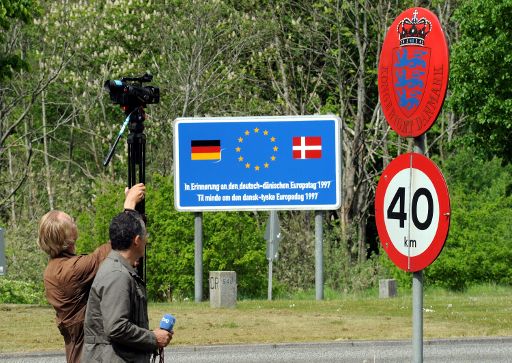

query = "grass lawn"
[{"left": 0, "top": 284, "right": 510, "bottom": 353}]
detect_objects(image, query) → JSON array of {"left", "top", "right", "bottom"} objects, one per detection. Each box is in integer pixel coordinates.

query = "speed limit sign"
[{"left": 375, "top": 153, "right": 450, "bottom": 272}]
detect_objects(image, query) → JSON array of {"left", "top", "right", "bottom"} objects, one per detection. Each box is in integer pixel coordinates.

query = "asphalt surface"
[{"left": 1, "top": 337, "right": 511, "bottom": 362}]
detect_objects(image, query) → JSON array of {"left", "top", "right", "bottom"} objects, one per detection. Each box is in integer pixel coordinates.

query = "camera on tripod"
[
  {"left": 102, "top": 73, "right": 159, "bottom": 170},
  {"left": 102, "top": 73, "right": 158, "bottom": 281},
  {"left": 104, "top": 73, "right": 160, "bottom": 108}
]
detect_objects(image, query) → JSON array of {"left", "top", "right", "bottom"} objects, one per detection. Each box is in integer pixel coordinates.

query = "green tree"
[
  {"left": 426, "top": 151, "right": 512, "bottom": 290},
  {"left": 450, "top": 0, "right": 512, "bottom": 163},
  {"left": 0, "top": 0, "right": 64, "bottom": 224},
  {"left": 0, "top": 0, "right": 39, "bottom": 80}
]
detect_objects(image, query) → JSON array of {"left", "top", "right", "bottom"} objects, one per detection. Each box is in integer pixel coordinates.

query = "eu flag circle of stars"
[{"left": 236, "top": 127, "right": 278, "bottom": 171}]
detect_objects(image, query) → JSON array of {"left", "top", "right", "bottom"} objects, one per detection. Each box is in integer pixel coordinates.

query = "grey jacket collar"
[{"left": 108, "top": 250, "right": 136, "bottom": 273}]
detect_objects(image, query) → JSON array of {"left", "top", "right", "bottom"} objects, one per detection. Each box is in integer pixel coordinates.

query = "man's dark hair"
[{"left": 109, "top": 211, "right": 145, "bottom": 251}]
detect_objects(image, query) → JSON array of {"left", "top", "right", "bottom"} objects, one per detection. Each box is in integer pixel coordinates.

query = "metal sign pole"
[
  {"left": 315, "top": 211, "right": 324, "bottom": 300},
  {"left": 194, "top": 212, "right": 203, "bottom": 302},
  {"left": 412, "top": 271, "right": 424, "bottom": 362},
  {"left": 413, "top": 134, "right": 426, "bottom": 363},
  {"left": 268, "top": 256, "right": 273, "bottom": 301},
  {"left": 267, "top": 210, "right": 276, "bottom": 301}
]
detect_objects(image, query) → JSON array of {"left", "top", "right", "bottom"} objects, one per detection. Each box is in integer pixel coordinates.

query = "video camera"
[{"left": 104, "top": 73, "right": 160, "bottom": 108}]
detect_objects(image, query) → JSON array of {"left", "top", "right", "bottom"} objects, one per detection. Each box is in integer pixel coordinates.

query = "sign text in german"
[{"left": 174, "top": 116, "right": 341, "bottom": 211}]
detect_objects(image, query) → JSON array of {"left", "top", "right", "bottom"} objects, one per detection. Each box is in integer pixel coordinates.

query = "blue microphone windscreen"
[{"left": 160, "top": 314, "right": 176, "bottom": 331}]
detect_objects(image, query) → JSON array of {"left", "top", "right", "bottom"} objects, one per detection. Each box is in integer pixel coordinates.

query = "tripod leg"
[
  {"left": 139, "top": 135, "right": 146, "bottom": 281},
  {"left": 128, "top": 136, "right": 135, "bottom": 188},
  {"left": 126, "top": 108, "right": 147, "bottom": 281},
  {"left": 127, "top": 133, "right": 145, "bottom": 280}
]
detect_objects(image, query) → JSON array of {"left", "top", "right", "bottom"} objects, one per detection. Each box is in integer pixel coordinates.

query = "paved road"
[{"left": 1, "top": 337, "right": 511, "bottom": 362}]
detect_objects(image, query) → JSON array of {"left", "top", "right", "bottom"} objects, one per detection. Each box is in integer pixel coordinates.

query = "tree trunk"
[
  {"left": 42, "top": 91, "right": 54, "bottom": 210},
  {"left": 24, "top": 117, "right": 34, "bottom": 219},
  {"left": 8, "top": 147, "right": 17, "bottom": 226},
  {"left": 67, "top": 103, "right": 76, "bottom": 179},
  {"left": 354, "top": 1, "right": 368, "bottom": 263}
]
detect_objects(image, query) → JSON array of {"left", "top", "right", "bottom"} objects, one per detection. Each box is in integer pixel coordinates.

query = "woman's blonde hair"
[{"left": 37, "top": 210, "right": 75, "bottom": 258}]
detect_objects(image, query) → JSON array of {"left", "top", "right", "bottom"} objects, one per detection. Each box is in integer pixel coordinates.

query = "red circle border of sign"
[
  {"left": 375, "top": 153, "right": 451, "bottom": 272},
  {"left": 378, "top": 7, "right": 449, "bottom": 137}
]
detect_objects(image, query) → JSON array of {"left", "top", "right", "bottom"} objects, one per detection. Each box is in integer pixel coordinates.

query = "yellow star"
[
  {"left": 263, "top": 130, "right": 269, "bottom": 135},
  {"left": 255, "top": 165, "right": 260, "bottom": 171},
  {"left": 264, "top": 162, "right": 269, "bottom": 168},
  {"left": 238, "top": 137, "right": 243, "bottom": 143},
  {"left": 238, "top": 156, "right": 244, "bottom": 162},
  {"left": 270, "top": 136, "right": 276, "bottom": 142},
  {"left": 235, "top": 146, "right": 241, "bottom": 152},
  {"left": 254, "top": 127, "right": 259, "bottom": 133},
  {"left": 245, "top": 130, "right": 250, "bottom": 136},
  {"left": 273, "top": 146, "right": 278, "bottom": 152},
  {"left": 245, "top": 162, "right": 250, "bottom": 168},
  {"left": 271, "top": 155, "right": 276, "bottom": 161}
]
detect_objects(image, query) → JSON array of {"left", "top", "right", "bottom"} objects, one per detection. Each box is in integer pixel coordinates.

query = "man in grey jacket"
[{"left": 81, "top": 210, "right": 172, "bottom": 362}]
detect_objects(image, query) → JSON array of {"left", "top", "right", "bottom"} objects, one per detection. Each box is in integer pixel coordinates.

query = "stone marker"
[
  {"left": 209, "top": 271, "right": 237, "bottom": 308},
  {"left": 379, "top": 279, "right": 397, "bottom": 298}
]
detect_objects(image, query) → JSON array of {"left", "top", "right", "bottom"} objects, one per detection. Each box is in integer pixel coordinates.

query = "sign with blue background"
[{"left": 174, "top": 116, "right": 341, "bottom": 211}]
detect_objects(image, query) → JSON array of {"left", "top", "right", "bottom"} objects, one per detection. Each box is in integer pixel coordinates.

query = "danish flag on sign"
[{"left": 292, "top": 136, "right": 322, "bottom": 159}]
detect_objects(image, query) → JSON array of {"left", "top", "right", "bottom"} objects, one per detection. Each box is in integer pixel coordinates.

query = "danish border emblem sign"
[
  {"left": 375, "top": 153, "right": 450, "bottom": 272},
  {"left": 378, "top": 8, "right": 449, "bottom": 137}
]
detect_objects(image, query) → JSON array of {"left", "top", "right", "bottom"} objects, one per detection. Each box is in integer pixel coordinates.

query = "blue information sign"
[{"left": 174, "top": 116, "right": 341, "bottom": 211}]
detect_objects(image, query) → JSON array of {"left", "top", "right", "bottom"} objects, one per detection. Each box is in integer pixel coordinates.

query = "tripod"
[
  {"left": 103, "top": 106, "right": 147, "bottom": 280},
  {"left": 127, "top": 106, "right": 146, "bottom": 279}
]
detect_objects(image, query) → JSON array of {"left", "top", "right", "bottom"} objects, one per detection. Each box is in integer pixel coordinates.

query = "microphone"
[{"left": 159, "top": 314, "right": 176, "bottom": 332}]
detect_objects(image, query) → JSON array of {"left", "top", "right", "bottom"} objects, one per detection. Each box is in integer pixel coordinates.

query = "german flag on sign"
[{"left": 191, "top": 140, "right": 221, "bottom": 160}]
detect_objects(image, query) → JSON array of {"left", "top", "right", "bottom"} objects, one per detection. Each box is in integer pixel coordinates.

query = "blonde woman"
[{"left": 37, "top": 183, "right": 145, "bottom": 363}]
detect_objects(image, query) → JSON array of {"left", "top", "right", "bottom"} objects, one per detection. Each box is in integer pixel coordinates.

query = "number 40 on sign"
[{"left": 375, "top": 153, "right": 451, "bottom": 272}]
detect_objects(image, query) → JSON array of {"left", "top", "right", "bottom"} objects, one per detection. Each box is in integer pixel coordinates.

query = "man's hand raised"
[{"left": 124, "top": 183, "right": 146, "bottom": 210}]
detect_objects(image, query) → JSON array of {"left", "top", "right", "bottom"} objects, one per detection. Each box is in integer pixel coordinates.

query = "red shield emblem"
[
  {"left": 392, "top": 47, "right": 431, "bottom": 117},
  {"left": 378, "top": 8, "right": 449, "bottom": 137}
]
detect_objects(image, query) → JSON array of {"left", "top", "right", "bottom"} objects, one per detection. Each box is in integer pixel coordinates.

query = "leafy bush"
[
  {"left": 146, "top": 175, "right": 267, "bottom": 300},
  {"left": 274, "top": 211, "right": 316, "bottom": 291},
  {"left": 0, "top": 278, "right": 46, "bottom": 304},
  {"left": 323, "top": 219, "right": 388, "bottom": 293},
  {"left": 76, "top": 179, "right": 127, "bottom": 254},
  {"left": 425, "top": 152, "right": 512, "bottom": 290},
  {"left": 4, "top": 224, "right": 47, "bottom": 284}
]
